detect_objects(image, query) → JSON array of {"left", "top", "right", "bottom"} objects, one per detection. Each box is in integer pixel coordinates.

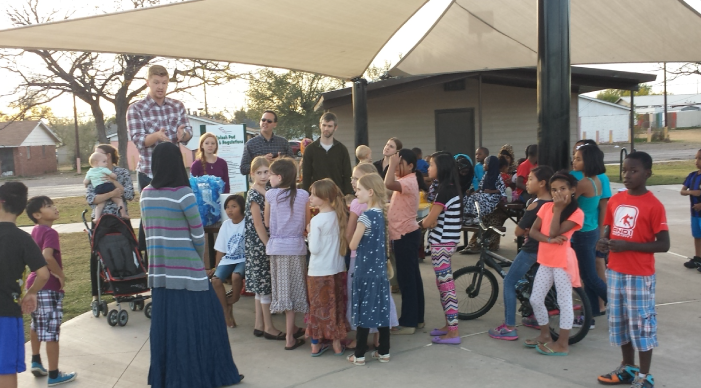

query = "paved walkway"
[{"left": 17, "top": 184, "right": 700, "bottom": 387}]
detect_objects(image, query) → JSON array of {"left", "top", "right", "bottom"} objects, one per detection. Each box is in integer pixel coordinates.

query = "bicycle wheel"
[
  {"left": 548, "top": 286, "right": 592, "bottom": 345},
  {"left": 453, "top": 266, "right": 499, "bottom": 320}
]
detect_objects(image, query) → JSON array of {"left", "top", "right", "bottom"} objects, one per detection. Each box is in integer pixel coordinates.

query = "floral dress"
[
  {"left": 463, "top": 175, "right": 506, "bottom": 223},
  {"left": 244, "top": 188, "right": 271, "bottom": 295},
  {"left": 351, "top": 208, "right": 391, "bottom": 328}
]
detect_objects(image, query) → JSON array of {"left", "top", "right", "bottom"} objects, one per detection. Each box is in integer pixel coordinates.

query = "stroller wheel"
[
  {"left": 100, "top": 301, "right": 108, "bottom": 316},
  {"left": 136, "top": 301, "right": 145, "bottom": 311},
  {"left": 91, "top": 301, "right": 100, "bottom": 318},
  {"left": 144, "top": 302, "right": 152, "bottom": 319},
  {"left": 129, "top": 302, "right": 136, "bottom": 311},
  {"left": 107, "top": 310, "right": 119, "bottom": 326},
  {"left": 118, "top": 310, "right": 129, "bottom": 327}
]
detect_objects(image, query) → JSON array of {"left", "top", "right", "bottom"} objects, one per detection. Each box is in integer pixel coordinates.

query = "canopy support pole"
[
  {"left": 536, "top": 0, "right": 571, "bottom": 172},
  {"left": 352, "top": 77, "right": 369, "bottom": 151},
  {"left": 478, "top": 74, "right": 483, "bottom": 147}
]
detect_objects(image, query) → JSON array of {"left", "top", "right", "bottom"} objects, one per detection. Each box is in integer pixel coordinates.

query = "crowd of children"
[{"left": 0, "top": 132, "right": 679, "bottom": 388}]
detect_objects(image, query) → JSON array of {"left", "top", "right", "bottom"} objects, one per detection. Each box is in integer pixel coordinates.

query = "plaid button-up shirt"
[
  {"left": 127, "top": 95, "right": 192, "bottom": 177},
  {"left": 239, "top": 133, "right": 293, "bottom": 175}
]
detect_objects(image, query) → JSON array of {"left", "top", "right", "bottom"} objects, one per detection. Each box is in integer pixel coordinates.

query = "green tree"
[
  {"left": 232, "top": 108, "right": 257, "bottom": 129},
  {"left": 245, "top": 69, "right": 344, "bottom": 139},
  {"left": 595, "top": 84, "right": 657, "bottom": 103}
]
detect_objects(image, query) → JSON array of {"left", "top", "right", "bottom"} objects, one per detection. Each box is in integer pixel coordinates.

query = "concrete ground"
[{"left": 16, "top": 183, "right": 701, "bottom": 388}]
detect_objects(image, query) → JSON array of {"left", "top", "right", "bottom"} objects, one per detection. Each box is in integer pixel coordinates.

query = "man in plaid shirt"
[
  {"left": 128, "top": 65, "right": 193, "bottom": 189},
  {"left": 239, "top": 110, "right": 293, "bottom": 175}
]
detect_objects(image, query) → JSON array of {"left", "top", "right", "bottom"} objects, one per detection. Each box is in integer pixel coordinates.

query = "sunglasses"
[{"left": 261, "top": 119, "right": 274, "bottom": 123}]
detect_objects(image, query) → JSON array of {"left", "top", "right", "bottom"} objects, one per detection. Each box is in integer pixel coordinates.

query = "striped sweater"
[{"left": 140, "top": 186, "right": 207, "bottom": 291}]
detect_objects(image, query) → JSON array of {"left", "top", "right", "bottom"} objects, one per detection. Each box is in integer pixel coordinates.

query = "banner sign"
[{"left": 200, "top": 124, "right": 248, "bottom": 194}]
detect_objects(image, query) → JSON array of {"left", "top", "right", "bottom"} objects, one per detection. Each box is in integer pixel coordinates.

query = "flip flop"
[
  {"left": 264, "top": 331, "right": 286, "bottom": 340},
  {"left": 536, "top": 342, "right": 568, "bottom": 356},
  {"left": 431, "top": 336, "right": 461, "bottom": 345},
  {"left": 430, "top": 329, "right": 448, "bottom": 336},
  {"left": 311, "top": 344, "right": 330, "bottom": 357},
  {"left": 333, "top": 345, "right": 346, "bottom": 356},
  {"left": 523, "top": 339, "right": 541, "bottom": 348},
  {"left": 293, "top": 328, "right": 305, "bottom": 339},
  {"left": 285, "top": 338, "right": 305, "bottom": 350},
  {"left": 253, "top": 329, "right": 264, "bottom": 338}
]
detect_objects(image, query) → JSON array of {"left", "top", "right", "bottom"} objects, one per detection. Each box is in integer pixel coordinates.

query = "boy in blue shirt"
[{"left": 680, "top": 149, "right": 701, "bottom": 270}]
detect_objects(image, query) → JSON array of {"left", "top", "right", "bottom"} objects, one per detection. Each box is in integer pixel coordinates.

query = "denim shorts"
[
  {"left": 214, "top": 262, "right": 245, "bottom": 280},
  {"left": 606, "top": 269, "right": 657, "bottom": 351}
]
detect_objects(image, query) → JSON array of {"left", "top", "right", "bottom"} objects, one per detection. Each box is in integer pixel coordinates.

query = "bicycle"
[{"left": 452, "top": 202, "right": 592, "bottom": 344}]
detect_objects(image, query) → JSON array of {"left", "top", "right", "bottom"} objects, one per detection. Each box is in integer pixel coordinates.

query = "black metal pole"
[
  {"left": 630, "top": 91, "right": 635, "bottom": 152},
  {"left": 537, "top": 0, "right": 571, "bottom": 172},
  {"left": 352, "top": 77, "right": 369, "bottom": 150}
]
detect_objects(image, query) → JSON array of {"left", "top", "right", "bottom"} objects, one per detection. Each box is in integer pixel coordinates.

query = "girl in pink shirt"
[
  {"left": 385, "top": 148, "right": 428, "bottom": 334},
  {"left": 525, "top": 172, "right": 583, "bottom": 356}
]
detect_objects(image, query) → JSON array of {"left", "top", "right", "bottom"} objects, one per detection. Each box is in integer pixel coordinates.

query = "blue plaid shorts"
[
  {"left": 606, "top": 269, "right": 657, "bottom": 351},
  {"left": 30, "top": 290, "right": 64, "bottom": 342}
]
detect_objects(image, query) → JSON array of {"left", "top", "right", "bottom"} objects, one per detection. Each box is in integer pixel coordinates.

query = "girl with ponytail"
[{"left": 306, "top": 179, "right": 351, "bottom": 356}]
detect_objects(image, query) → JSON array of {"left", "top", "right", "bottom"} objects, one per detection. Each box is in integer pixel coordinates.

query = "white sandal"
[
  {"left": 371, "top": 351, "right": 390, "bottom": 363},
  {"left": 347, "top": 354, "right": 365, "bottom": 366}
]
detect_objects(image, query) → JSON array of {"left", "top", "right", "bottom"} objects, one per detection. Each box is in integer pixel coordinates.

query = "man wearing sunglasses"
[{"left": 239, "top": 110, "right": 293, "bottom": 175}]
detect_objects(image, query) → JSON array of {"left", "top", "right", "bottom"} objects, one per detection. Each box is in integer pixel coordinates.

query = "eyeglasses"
[{"left": 261, "top": 119, "right": 274, "bottom": 123}]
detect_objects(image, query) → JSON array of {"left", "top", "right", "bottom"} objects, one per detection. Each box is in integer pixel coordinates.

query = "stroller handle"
[{"left": 82, "top": 209, "right": 93, "bottom": 238}]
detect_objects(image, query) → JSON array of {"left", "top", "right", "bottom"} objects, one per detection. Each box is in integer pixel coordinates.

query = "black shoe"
[{"left": 684, "top": 256, "right": 701, "bottom": 268}]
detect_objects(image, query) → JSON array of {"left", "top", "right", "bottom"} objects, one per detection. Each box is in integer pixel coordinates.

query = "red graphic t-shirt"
[{"left": 603, "top": 191, "right": 668, "bottom": 276}]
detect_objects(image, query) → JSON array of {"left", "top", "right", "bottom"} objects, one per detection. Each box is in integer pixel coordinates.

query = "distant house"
[
  {"left": 106, "top": 115, "right": 257, "bottom": 171},
  {"left": 616, "top": 94, "right": 701, "bottom": 129},
  {"left": 578, "top": 95, "right": 631, "bottom": 143},
  {"left": 0, "top": 120, "right": 61, "bottom": 176}
]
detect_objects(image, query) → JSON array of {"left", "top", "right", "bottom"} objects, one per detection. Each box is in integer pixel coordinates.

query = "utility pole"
[
  {"left": 202, "top": 67, "right": 209, "bottom": 117},
  {"left": 73, "top": 93, "right": 81, "bottom": 173},
  {"left": 663, "top": 62, "right": 668, "bottom": 139}
]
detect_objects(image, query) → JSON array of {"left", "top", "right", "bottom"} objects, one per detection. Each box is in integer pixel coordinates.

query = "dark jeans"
[
  {"left": 393, "top": 228, "right": 424, "bottom": 327},
  {"left": 571, "top": 228, "right": 608, "bottom": 316},
  {"left": 137, "top": 172, "right": 152, "bottom": 253},
  {"left": 355, "top": 327, "right": 390, "bottom": 358}
]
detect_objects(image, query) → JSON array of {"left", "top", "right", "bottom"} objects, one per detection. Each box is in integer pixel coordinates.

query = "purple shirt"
[
  {"left": 190, "top": 157, "right": 230, "bottom": 193},
  {"left": 265, "top": 188, "right": 309, "bottom": 256},
  {"left": 26, "top": 224, "right": 63, "bottom": 293}
]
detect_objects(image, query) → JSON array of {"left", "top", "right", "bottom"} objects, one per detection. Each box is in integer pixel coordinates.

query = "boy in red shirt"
[
  {"left": 596, "top": 152, "right": 669, "bottom": 388},
  {"left": 515, "top": 144, "right": 537, "bottom": 203}
]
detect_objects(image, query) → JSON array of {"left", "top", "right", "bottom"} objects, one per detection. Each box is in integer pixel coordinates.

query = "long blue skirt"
[{"left": 148, "top": 283, "right": 241, "bottom": 388}]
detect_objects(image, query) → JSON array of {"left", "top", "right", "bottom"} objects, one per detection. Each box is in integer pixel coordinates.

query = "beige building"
[{"left": 315, "top": 67, "right": 654, "bottom": 161}]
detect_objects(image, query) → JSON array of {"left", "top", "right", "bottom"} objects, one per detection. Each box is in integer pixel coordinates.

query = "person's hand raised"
[
  {"left": 552, "top": 189, "right": 571, "bottom": 211},
  {"left": 388, "top": 153, "right": 401, "bottom": 169},
  {"left": 157, "top": 127, "right": 170, "bottom": 143},
  {"left": 176, "top": 124, "right": 187, "bottom": 142}
]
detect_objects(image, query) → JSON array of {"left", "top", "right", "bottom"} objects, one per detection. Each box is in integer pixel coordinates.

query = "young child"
[
  {"left": 345, "top": 163, "right": 399, "bottom": 349},
  {"left": 419, "top": 154, "right": 462, "bottom": 344},
  {"left": 524, "top": 172, "right": 583, "bottom": 356},
  {"left": 413, "top": 148, "right": 429, "bottom": 176},
  {"left": 83, "top": 152, "right": 127, "bottom": 219},
  {"left": 515, "top": 144, "right": 538, "bottom": 203},
  {"left": 355, "top": 145, "right": 372, "bottom": 164},
  {"left": 596, "top": 152, "right": 669, "bottom": 388},
  {"left": 24, "top": 196, "right": 77, "bottom": 385},
  {"left": 489, "top": 165, "right": 554, "bottom": 340},
  {"left": 385, "top": 148, "right": 426, "bottom": 335},
  {"left": 211, "top": 194, "right": 246, "bottom": 328},
  {"left": 348, "top": 174, "right": 392, "bottom": 365},
  {"left": 0, "top": 183, "right": 50, "bottom": 388},
  {"left": 463, "top": 155, "right": 506, "bottom": 225},
  {"left": 190, "top": 133, "right": 230, "bottom": 193},
  {"left": 244, "top": 157, "right": 283, "bottom": 340},
  {"left": 681, "top": 148, "right": 701, "bottom": 270},
  {"left": 473, "top": 147, "right": 489, "bottom": 190},
  {"left": 264, "top": 157, "right": 310, "bottom": 350},
  {"left": 306, "top": 179, "right": 350, "bottom": 356}
]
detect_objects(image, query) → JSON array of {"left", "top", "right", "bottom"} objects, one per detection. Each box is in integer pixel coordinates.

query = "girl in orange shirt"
[{"left": 524, "top": 172, "right": 584, "bottom": 356}]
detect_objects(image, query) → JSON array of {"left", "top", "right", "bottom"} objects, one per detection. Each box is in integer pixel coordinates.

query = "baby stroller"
[{"left": 82, "top": 211, "right": 151, "bottom": 327}]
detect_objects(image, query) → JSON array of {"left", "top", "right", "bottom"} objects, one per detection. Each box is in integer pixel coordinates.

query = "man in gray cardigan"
[{"left": 301, "top": 112, "right": 353, "bottom": 195}]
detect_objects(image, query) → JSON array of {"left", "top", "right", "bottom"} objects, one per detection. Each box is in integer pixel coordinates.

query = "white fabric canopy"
[
  {"left": 0, "top": 0, "right": 428, "bottom": 79},
  {"left": 390, "top": 0, "right": 701, "bottom": 76}
]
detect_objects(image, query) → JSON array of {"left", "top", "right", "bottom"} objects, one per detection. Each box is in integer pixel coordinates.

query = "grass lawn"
[
  {"left": 16, "top": 194, "right": 141, "bottom": 227},
  {"left": 606, "top": 160, "right": 696, "bottom": 186},
  {"left": 22, "top": 232, "right": 115, "bottom": 339}
]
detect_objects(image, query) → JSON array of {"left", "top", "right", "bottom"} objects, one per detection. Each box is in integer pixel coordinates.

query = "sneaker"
[
  {"left": 488, "top": 324, "right": 518, "bottom": 341},
  {"left": 521, "top": 315, "right": 539, "bottom": 329},
  {"left": 572, "top": 316, "right": 595, "bottom": 329},
  {"left": 597, "top": 364, "right": 639, "bottom": 385},
  {"left": 630, "top": 374, "right": 654, "bottom": 388},
  {"left": 30, "top": 362, "right": 47, "bottom": 377},
  {"left": 48, "top": 371, "right": 77, "bottom": 386},
  {"left": 684, "top": 256, "right": 701, "bottom": 269}
]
